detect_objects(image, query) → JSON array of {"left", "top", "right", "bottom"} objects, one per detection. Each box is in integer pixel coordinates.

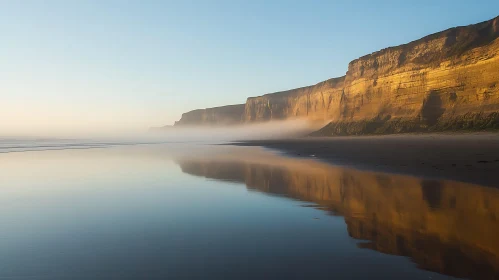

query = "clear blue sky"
[{"left": 1, "top": 0, "right": 498, "bottom": 134}]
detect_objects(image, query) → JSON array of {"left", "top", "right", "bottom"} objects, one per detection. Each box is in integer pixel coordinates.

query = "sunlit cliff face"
[
  {"left": 174, "top": 147, "right": 499, "bottom": 280},
  {"left": 173, "top": 16, "right": 499, "bottom": 135}
]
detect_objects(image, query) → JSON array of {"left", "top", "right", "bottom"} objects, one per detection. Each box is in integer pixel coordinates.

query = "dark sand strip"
[{"left": 233, "top": 133, "right": 499, "bottom": 188}]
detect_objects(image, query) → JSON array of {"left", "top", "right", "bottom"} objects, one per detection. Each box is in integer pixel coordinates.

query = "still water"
[{"left": 0, "top": 143, "right": 498, "bottom": 279}]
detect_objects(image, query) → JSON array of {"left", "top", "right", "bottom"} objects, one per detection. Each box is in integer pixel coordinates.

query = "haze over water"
[{"left": 1, "top": 142, "right": 498, "bottom": 279}]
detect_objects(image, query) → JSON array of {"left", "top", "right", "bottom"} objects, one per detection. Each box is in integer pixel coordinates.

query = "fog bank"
[
  {"left": 1, "top": 120, "right": 324, "bottom": 145},
  {"left": 147, "top": 120, "right": 323, "bottom": 143}
]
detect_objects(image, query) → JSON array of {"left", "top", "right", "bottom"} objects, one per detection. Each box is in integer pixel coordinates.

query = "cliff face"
[
  {"left": 174, "top": 16, "right": 499, "bottom": 134},
  {"left": 246, "top": 16, "right": 499, "bottom": 134},
  {"left": 174, "top": 104, "right": 245, "bottom": 126},
  {"left": 244, "top": 77, "right": 346, "bottom": 122},
  {"left": 175, "top": 153, "right": 499, "bottom": 279}
]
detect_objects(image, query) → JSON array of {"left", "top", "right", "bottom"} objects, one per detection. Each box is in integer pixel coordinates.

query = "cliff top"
[{"left": 349, "top": 15, "right": 499, "bottom": 67}]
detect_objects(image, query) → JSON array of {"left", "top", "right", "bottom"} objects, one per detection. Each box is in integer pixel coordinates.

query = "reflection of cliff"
[
  {"left": 177, "top": 156, "right": 499, "bottom": 279},
  {"left": 173, "top": 16, "right": 499, "bottom": 134}
]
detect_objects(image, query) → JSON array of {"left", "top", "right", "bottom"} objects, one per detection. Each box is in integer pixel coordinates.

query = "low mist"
[
  {"left": 1, "top": 119, "right": 326, "bottom": 145},
  {"left": 147, "top": 119, "right": 324, "bottom": 143}
]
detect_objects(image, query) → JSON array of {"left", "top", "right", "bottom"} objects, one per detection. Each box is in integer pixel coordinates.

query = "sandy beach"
[{"left": 233, "top": 133, "right": 499, "bottom": 188}]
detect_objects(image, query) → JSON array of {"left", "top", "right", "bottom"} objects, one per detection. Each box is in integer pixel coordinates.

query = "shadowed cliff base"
[
  {"left": 310, "top": 112, "right": 499, "bottom": 136},
  {"left": 232, "top": 133, "right": 499, "bottom": 188}
]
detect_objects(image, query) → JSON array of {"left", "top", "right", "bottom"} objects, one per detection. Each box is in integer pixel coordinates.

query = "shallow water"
[{"left": 0, "top": 143, "right": 498, "bottom": 279}]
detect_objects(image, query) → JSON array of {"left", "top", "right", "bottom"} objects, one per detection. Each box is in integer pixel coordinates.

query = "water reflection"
[{"left": 175, "top": 149, "right": 499, "bottom": 280}]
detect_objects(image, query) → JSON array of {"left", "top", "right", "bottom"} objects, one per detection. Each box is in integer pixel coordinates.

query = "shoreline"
[{"left": 232, "top": 133, "right": 499, "bottom": 188}]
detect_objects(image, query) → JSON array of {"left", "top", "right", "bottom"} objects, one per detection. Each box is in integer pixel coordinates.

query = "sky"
[{"left": 1, "top": 0, "right": 499, "bottom": 135}]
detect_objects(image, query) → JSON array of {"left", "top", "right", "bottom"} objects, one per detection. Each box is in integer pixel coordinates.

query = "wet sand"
[{"left": 233, "top": 133, "right": 499, "bottom": 188}]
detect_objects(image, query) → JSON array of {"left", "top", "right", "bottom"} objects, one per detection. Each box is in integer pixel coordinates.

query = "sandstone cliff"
[
  {"left": 174, "top": 104, "right": 245, "bottom": 126},
  {"left": 173, "top": 16, "right": 499, "bottom": 134},
  {"left": 247, "top": 15, "right": 499, "bottom": 134},
  {"left": 244, "top": 77, "right": 346, "bottom": 122}
]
